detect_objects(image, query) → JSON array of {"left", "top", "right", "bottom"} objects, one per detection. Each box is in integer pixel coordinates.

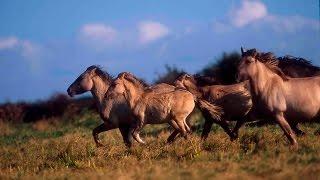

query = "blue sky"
[{"left": 0, "top": 0, "right": 319, "bottom": 102}]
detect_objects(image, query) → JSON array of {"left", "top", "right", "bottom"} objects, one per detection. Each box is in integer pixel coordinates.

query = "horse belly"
[
  {"left": 109, "top": 101, "right": 134, "bottom": 126},
  {"left": 285, "top": 98, "right": 320, "bottom": 121},
  {"left": 144, "top": 102, "right": 171, "bottom": 124}
]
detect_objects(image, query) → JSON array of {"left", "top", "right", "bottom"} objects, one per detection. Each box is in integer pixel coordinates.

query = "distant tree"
[
  {"left": 154, "top": 65, "right": 185, "bottom": 85},
  {"left": 200, "top": 52, "right": 241, "bottom": 84}
]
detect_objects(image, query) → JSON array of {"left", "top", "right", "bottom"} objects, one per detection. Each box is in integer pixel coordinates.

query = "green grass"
[{"left": 1, "top": 112, "right": 320, "bottom": 179}]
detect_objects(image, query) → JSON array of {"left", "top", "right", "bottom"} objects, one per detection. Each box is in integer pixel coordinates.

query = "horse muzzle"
[{"left": 67, "top": 88, "right": 74, "bottom": 97}]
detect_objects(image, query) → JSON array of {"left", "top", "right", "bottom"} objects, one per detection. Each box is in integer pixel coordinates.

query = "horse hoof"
[
  {"left": 96, "top": 143, "right": 104, "bottom": 148},
  {"left": 296, "top": 132, "right": 306, "bottom": 137},
  {"left": 230, "top": 133, "right": 238, "bottom": 141},
  {"left": 230, "top": 137, "right": 237, "bottom": 142},
  {"left": 290, "top": 144, "right": 299, "bottom": 151}
]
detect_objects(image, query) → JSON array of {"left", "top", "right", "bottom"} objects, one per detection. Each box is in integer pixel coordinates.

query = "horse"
[
  {"left": 175, "top": 74, "right": 252, "bottom": 140},
  {"left": 67, "top": 66, "right": 175, "bottom": 147},
  {"left": 237, "top": 48, "right": 320, "bottom": 149},
  {"left": 109, "top": 72, "right": 222, "bottom": 144}
]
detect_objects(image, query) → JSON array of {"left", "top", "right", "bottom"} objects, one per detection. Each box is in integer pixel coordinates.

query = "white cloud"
[
  {"left": 80, "top": 23, "right": 117, "bottom": 42},
  {"left": 79, "top": 23, "right": 117, "bottom": 50},
  {"left": 21, "top": 40, "right": 41, "bottom": 59},
  {"left": 227, "top": 0, "right": 319, "bottom": 34},
  {"left": 264, "top": 15, "right": 320, "bottom": 33},
  {"left": 0, "top": 37, "right": 19, "bottom": 49},
  {"left": 0, "top": 36, "right": 41, "bottom": 59},
  {"left": 138, "top": 21, "right": 170, "bottom": 44},
  {"left": 230, "top": 0, "right": 267, "bottom": 27},
  {"left": 0, "top": 36, "right": 43, "bottom": 72}
]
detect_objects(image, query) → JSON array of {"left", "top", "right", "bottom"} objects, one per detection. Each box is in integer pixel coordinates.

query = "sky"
[{"left": 0, "top": 0, "right": 319, "bottom": 102}]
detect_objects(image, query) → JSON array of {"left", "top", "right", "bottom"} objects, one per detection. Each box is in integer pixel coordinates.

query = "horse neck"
[
  {"left": 91, "top": 76, "right": 110, "bottom": 106},
  {"left": 250, "top": 62, "right": 280, "bottom": 96},
  {"left": 124, "top": 82, "right": 144, "bottom": 109},
  {"left": 185, "top": 82, "right": 202, "bottom": 98}
]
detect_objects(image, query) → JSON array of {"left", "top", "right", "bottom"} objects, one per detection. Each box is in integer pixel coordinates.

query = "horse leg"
[
  {"left": 92, "top": 123, "right": 117, "bottom": 147},
  {"left": 167, "top": 120, "right": 182, "bottom": 143},
  {"left": 231, "top": 117, "right": 246, "bottom": 141},
  {"left": 201, "top": 118, "right": 214, "bottom": 141},
  {"left": 175, "top": 118, "right": 188, "bottom": 139},
  {"left": 200, "top": 108, "right": 235, "bottom": 140},
  {"left": 200, "top": 108, "right": 214, "bottom": 140},
  {"left": 167, "top": 130, "right": 180, "bottom": 143},
  {"left": 289, "top": 122, "right": 305, "bottom": 136},
  {"left": 119, "top": 125, "right": 134, "bottom": 148},
  {"left": 216, "top": 118, "right": 237, "bottom": 141},
  {"left": 275, "top": 113, "right": 298, "bottom": 149},
  {"left": 129, "top": 120, "right": 146, "bottom": 144}
]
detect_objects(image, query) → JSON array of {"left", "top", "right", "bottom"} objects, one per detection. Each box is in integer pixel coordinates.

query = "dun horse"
[
  {"left": 109, "top": 72, "right": 222, "bottom": 143},
  {"left": 238, "top": 48, "right": 320, "bottom": 149},
  {"left": 67, "top": 66, "right": 136, "bottom": 147},
  {"left": 175, "top": 74, "right": 252, "bottom": 140},
  {"left": 67, "top": 66, "right": 175, "bottom": 147}
]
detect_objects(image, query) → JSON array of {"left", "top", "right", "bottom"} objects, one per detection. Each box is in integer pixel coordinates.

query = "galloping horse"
[
  {"left": 109, "top": 72, "right": 222, "bottom": 143},
  {"left": 175, "top": 74, "right": 252, "bottom": 140},
  {"left": 67, "top": 66, "right": 175, "bottom": 147},
  {"left": 238, "top": 48, "right": 320, "bottom": 149}
]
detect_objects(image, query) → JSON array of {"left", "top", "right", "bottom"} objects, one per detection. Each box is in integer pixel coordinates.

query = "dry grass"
[{"left": 1, "top": 112, "right": 320, "bottom": 179}]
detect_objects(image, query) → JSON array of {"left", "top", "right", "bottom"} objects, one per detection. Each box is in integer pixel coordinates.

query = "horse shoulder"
[{"left": 265, "top": 78, "right": 287, "bottom": 112}]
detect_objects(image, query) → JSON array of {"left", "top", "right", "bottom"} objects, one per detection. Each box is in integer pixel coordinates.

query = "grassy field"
[{"left": 1, "top": 110, "right": 320, "bottom": 179}]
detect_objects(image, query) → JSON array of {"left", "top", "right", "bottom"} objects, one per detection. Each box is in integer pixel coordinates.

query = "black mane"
[{"left": 87, "top": 65, "right": 113, "bottom": 83}]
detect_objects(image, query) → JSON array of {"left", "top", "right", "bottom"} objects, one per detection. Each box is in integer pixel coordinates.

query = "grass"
[{"left": 1, "top": 112, "right": 320, "bottom": 179}]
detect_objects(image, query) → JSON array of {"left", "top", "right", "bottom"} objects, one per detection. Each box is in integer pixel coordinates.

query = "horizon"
[{"left": 0, "top": 0, "right": 319, "bottom": 102}]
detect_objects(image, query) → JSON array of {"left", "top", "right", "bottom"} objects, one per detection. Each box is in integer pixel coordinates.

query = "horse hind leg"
[
  {"left": 174, "top": 117, "right": 188, "bottom": 139},
  {"left": 289, "top": 122, "right": 305, "bottom": 136},
  {"left": 167, "top": 120, "right": 181, "bottom": 143},
  {"left": 184, "top": 121, "right": 191, "bottom": 133}
]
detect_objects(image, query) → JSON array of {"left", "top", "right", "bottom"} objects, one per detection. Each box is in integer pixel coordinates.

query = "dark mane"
[
  {"left": 193, "top": 74, "right": 218, "bottom": 86},
  {"left": 278, "top": 55, "right": 315, "bottom": 67},
  {"left": 121, "top": 72, "right": 149, "bottom": 87},
  {"left": 87, "top": 65, "right": 113, "bottom": 83},
  {"left": 244, "top": 49, "right": 289, "bottom": 81}
]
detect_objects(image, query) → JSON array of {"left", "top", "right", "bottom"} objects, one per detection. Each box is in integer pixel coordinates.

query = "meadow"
[{"left": 1, "top": 108, "right": 320, "bottom": 180}]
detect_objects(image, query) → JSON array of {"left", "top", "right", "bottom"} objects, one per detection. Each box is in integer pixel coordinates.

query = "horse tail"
[{"left": 196, "top": 98, "right": 223, "bottom": 121}]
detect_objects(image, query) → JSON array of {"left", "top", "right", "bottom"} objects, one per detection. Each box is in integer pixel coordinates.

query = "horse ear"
[
  {"left": 89, "top": 67, "right": 97, "bottom": 75},
  {"left": 252, "top": 49, "right": 258, "bottom": 58},
  {"left": 116, "top": 72, "right": 125, "bottom": 79},
  {"left": 241, "top": 47, "right": 246, "bottom": 56}
]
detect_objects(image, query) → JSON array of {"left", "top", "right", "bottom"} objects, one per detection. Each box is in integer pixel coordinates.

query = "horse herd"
[{"left": 67, "top": 48, "right": 320, "bottom": 150}]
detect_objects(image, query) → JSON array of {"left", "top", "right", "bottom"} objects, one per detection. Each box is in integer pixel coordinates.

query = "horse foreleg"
[
  {"left": 231, "top": 117, "right": 246, "bottom": 141},
  {"left": 119, "top": 125, "right": 134, "bottom": 148},
  {"left": 129, "top": 123, "right": 145, "bottom": 144},
  {"left": 275, "top": 113, "right": 298, "bottom": 149},
  {"left": 167, "top": 130, "right": 180, "bottom": 143},
  {"left": 92, "top": 123, "right": 117, "bottom": 147}
]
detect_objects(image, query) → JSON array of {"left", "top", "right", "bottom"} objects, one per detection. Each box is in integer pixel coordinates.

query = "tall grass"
[{"left": 1, "top": 111, "right": 320, "bottom": 179}]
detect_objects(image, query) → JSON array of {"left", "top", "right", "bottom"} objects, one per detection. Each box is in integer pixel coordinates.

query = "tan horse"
[
  {"left": 67, "top": 66, "right": 136, "bottom": 147},
  {"left": 67, "top": 66, "right": 175, "bottom": 147},
  {"left": 109, "top": 72, "right": 222, "bottom": 143},
  {"left": 175, "top": 74, "right": 252, "bottom": 140},
  {"left": 238, "top": 48, "right": 320, "bottom": 149}
]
